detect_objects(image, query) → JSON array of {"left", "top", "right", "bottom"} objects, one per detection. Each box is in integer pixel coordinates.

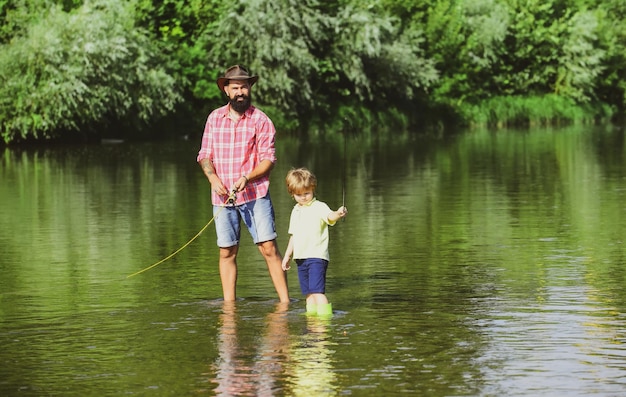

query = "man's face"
[{"left": 225, "top": 80, "right": 252, "bottom": 113}]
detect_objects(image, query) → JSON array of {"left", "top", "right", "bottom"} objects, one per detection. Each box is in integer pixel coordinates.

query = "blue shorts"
[
  {"left": 214, "top": 193, "right": 277, "bottom": 247},
  {"left": 296, "top": 258, "right": 328, "bottom": 295}
]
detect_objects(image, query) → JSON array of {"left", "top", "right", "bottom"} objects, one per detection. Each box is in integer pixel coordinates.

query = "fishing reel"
[{"left": 226, "top": 189, "right": 237, "bottom": 205}]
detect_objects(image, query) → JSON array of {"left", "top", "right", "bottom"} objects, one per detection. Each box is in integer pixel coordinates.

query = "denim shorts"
[
  {"left": 213, "top": 193, "right": 277, "bottom": 247},
  {"left": 296, "top": 258, "right": 329, "bottom": 295}
]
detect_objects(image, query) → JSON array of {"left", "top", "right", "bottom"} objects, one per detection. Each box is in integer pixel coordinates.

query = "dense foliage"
[
  {"left": 0, "top": 0, "right": 180, "bottom": 142},
  {"left": 0, "top": 0, "right": 624, "bottom": 143}
]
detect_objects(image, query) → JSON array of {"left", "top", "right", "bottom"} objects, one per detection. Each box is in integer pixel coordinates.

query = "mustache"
[
  {"left": 230, "top": 93, "right": 252, "bottom": 112},
  {"left": 230, "top": 93, "right": 251, "bottom": 102}
]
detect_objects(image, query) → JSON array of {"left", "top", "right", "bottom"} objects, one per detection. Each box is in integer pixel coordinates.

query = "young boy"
[{"left": 281, "top": 168, "right": 347, "bottom": 316}]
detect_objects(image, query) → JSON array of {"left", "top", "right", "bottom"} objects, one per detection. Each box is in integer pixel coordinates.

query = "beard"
[{"left": 229, "top": 93, "right": 252, "bottom": 114}]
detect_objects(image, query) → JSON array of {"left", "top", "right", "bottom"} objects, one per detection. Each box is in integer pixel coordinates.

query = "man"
[{"left": 197, "top": 65, "right": 289, "bottom": 303}]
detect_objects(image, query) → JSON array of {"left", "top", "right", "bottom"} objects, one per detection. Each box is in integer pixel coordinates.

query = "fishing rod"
[
  {"left": 342, "top": 118, "right": 350, "bottom": 213},
  {"left": 342, "top": 128, "right": 346, "bottom": 210},
  {"left": 126, "top": 189, "right": 237, "bottom": 278}
]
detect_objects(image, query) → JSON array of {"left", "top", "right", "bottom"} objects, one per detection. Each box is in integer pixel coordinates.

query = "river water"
[{"left": 1, "top": 125, "right": 625, "bottom": 396}]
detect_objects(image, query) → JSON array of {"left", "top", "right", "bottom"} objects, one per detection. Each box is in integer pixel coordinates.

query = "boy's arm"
[
  {"left": 328, "top": 206, "right": 348, "bottom": 223},
  {"left": 281, "top": 236, "right": 294, "bottom": 271}
]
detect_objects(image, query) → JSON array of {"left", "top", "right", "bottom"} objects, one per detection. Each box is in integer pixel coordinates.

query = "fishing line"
[
  {"left": 342, "top": 129, "right": 346, "bottom": 209},
  {"left": 126, "top": 190, "right": 237, "bottom": 278}
]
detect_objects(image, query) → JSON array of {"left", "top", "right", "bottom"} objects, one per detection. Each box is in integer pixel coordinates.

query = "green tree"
[
  {"left": 0, "top": 0, "right": 181, "bottom": 143},
  {"left": 423, "top": 0, "right": 509, "bottom": 106},
  {"left": 594, "top": 0, "right": 626, "bottom": 117},
  {"left": 2, "top": 0, "right": 625, "bottom": 142},
  {"left": 407, "top": 0, "right": 611, "bottom": 125},
  {"left": 0, "top": 0, "right": 34, "bottom": 43},
  {"left": 134, "top": 0, "right": 223, "bottom": 105},
  {"left": 0, "top": 0, "right": 84, "bottom": 43},
  {"left": 206, "top": 0, "right": 437, "bottom": 133},
  {"left": 554, "top": 9, "right": 604, "bottom": 102},
  {"left": 206, "top": 0, "right": 329, "bottom": 127},
  {"left": 493, "top": 0, "right": 604, "bottom": 101}
]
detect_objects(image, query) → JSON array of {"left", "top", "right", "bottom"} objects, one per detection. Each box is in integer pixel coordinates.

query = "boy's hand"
[
  {"left": 281, "top": 257, "right": 291, "bottom": 271},
  {"left": 337, "top": 206, "right": 348, "bottom": 218}
]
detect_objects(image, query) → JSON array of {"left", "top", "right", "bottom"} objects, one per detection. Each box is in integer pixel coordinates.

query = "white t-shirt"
[{"left": 287, "top": 198, "right": 336, "bottom": 260}]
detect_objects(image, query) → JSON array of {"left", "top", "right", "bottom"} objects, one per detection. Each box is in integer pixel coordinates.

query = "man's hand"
[
  {"left": 209, "top": 175, "right": 228, "bottom": 196},
  {"left": 200, "top": 159, "right": 229, "bottom": 195},
  {"left": 234, "top": 175, "right": 248, "bottom": 192}
]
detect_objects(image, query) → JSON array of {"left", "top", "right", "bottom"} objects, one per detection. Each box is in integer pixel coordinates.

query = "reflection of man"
[
  {"left": 212, "top": 302, "right": 290, "bottom": 395},
  {"left": 197, "top": 64, "right": 289, "bottom": 303},
  {"left": 211, "top": 302, "right": 255, "bottom": 395}
]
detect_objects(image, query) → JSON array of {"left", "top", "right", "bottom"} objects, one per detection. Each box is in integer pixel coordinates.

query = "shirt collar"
[{"left": 301, "top": 197, "right": 316, "bottom": 207}]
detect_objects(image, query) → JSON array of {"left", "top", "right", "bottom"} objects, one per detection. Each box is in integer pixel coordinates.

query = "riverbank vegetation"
[{"left": 1, "top": 0, "right": 624, "bottom": 143}]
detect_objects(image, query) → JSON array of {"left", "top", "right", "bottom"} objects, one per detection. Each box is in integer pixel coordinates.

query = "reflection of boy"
[
  {"left": 290, "top": 316, "right": 336, "bottom": 395},
  {"left": 281, "top": 168, "right": 347, "bottom": 316}
]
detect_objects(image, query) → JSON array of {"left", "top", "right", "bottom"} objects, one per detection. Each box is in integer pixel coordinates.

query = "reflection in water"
[
  {"left": 289, "top": 315, "right": 337, "bottom": 396},
  {"left": 476, "top": 254, "right": 626, "bottom": 396},
  {"left": 211, "top": 302, "right": 338, "bottom": 396},
  {"left": 2, "top": 127, "right": 626, "bottom": 395},
  {"left": 211, "top": 302, "right": 290, "bottom": 396},
  {"left": 479, "top": 292, "right": 626, "bottom": 396}
]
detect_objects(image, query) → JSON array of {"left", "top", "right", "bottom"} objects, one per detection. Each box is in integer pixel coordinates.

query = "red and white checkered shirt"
[{"left": 197, "top": 104, "right": 277, "bottom": 206}]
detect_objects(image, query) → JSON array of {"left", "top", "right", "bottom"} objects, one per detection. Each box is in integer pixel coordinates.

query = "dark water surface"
[{"left": 1, "top": 125, "right": 626, "bottom": 396}]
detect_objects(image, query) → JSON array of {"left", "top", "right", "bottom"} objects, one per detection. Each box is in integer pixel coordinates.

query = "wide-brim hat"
[{"left": 217, "top": 65, "right": 259, "bottom": 93}]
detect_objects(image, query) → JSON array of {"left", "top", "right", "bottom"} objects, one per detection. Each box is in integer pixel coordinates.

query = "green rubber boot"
[
  {"left": 306, "top": 303, "right": 318, "bottom": 315},
  {"left": 317, "top": 303, "right": 333, "bottom": 317}
]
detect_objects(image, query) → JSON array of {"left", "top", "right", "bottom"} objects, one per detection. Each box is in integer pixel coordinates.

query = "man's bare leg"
[
  {"left": 219, "top": 246, "right": 238, "bottom": 301},
  {"left": 258, "top": 240, "right": 290, "bottom": 303}
]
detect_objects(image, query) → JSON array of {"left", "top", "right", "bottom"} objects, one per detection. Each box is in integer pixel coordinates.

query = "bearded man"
[{"left": 197, "top": 65, "right": 289, "bottom": 303}]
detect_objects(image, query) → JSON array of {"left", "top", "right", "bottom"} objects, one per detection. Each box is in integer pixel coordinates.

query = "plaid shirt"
[{"left": 197, "top": 104, "right": 277, "bottom": 206}]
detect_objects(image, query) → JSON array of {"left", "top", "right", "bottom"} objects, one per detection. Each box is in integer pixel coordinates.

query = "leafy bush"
[
  {"left": 460, "top": 94, "right": 613, "bottom": 127},
  {"left": 0, "top": 0, "right": 181, "bottom": 144},
  {"left": 205, "top": 0, "right": 437, "bottom": 133}
]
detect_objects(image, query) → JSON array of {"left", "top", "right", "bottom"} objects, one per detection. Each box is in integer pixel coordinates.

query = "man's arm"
[
  {"left": 199, "top": 158, "right": 228, "bottom": 196},
  {"left": 233, "top": 159, "right": 275, "bottom": 192},
  {"left": 246, "top": 159, "right": 274, "bottom": 181}
]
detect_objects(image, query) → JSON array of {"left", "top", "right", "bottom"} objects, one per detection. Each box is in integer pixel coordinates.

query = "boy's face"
[{"left": 293, "top": 190, "right": 314, "bottom": 206}]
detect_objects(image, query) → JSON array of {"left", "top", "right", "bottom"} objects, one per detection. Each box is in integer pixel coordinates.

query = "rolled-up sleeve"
[
  {"left": 197, "top": 116, "right": 213, "bottom": 163},
  {"left": 255, "top": 117, "right": 277, "bottom": 164}
]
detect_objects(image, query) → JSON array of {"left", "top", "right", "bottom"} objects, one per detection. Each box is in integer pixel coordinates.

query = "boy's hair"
[{"left": 285, "top": 167, "right": 317, "bottom": 195}]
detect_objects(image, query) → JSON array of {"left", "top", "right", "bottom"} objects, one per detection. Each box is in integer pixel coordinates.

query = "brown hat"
[{"left": 216, "top": 65, "right": 259, "bottom": 93}]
